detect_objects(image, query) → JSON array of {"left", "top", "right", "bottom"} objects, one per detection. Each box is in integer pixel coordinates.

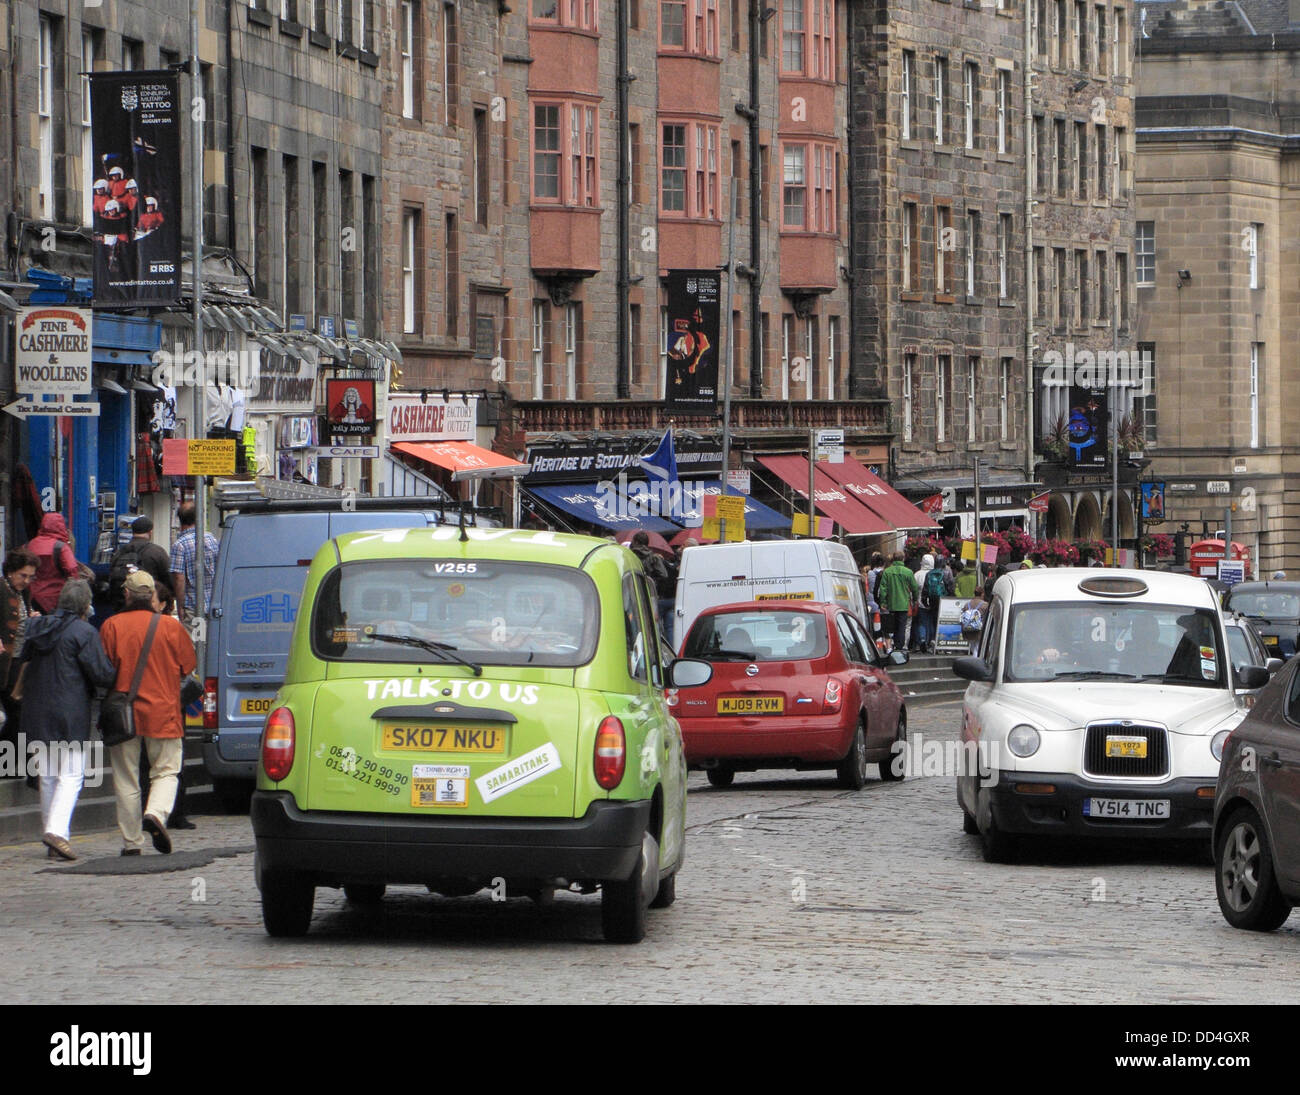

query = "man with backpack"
[
  {"left": 107, "top": 517, "right": 174, "bottom": 614},
  {"left": 916, "top": 552, "right": 947, "bottom": 654},
  {"left": 876, "top": 552, "right": 918, "bottom": 653}
]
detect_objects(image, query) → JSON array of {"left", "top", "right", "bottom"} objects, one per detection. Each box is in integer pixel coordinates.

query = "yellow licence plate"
[
  {"left": 240, "top": 698, "right": 272, "bottom": 715},
  {"left": 717, "top": 695, "right": 784, "bottom": 715},
  {"left": 1105, "top": 735, "right": 1148, "bottom": 759},
  {"left": 381, "top": 724, "right": 506, "bottom": 754}
]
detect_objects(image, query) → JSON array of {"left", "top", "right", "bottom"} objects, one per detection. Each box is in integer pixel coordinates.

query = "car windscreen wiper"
[
  {"left": 1047, "top": 670, "right": 1145, "bottom": 681},
  {"left": 365, "top": 632, "right": 483, "bottom": 676}
]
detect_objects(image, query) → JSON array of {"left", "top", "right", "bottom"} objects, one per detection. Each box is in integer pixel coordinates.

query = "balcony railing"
[{"left": 515, "top": 399, "right": 892, "bottom": 435}]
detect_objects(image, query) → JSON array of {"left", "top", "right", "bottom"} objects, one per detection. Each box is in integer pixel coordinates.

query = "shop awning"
[
  {"left": 524, "top": 482, "right": 682, "bottom": 534},
  {"left": 392, "top": 440, "right": 529, "bottom": 482},
  {"left": 755, "top": 455, "right": 893, "bottom": 535},
  {"left": 817, "top": 458, "right": 940, "bottom": 531},
  {"left": 677, "top": 481, "right": 790, "bottom": 531}
]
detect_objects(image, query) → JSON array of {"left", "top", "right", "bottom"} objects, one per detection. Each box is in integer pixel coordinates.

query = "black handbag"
[
  {"left": 99, "top": 613, "right": 161, "bottom": 748},
  {"left": 180, "top": 672, "right": 203, "bottom": 707}
]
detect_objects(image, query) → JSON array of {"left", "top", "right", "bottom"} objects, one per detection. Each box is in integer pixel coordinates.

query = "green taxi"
[{"left": 250, "top": 526, "right": 710, "bottom": 943}]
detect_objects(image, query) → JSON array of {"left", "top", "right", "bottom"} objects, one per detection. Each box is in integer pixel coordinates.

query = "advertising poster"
[
  {"left": 89, "top": 71, "right": 182, "bottom": 306},
  {"left": 326, "top": 378, "right": 376, "bottom": 436},
  {"left": 1141, "top": 481, "right": 1166, "bottom": 520},
  {"left": 934, "top": 599, "right": 968, "bottom": 654},
  {"left": 1067, "top": 385, "right": 1108, "bottom": 469},
  {"left": 664, "top": 270, "right": 720, "bottom": 415}
]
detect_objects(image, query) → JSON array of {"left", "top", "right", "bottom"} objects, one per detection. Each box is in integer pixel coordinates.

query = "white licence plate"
[{"left": 1083, "top": 797, "right": 1170, "bottom": 820}]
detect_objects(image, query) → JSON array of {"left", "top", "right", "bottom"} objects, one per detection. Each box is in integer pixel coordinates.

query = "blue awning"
[
  {"left": 525, "top": 483, "right": 682, "bottom": 534},
  {"left": 92, "top": 348, "right": 157, "bottom": 368},
  {"left": 677, "top": 481, "right": 790, "bottom": 530}
]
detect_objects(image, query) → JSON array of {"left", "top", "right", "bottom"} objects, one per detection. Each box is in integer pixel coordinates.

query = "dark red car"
[{"left": 672, "top": 601, "right": 909, "bottom": 789}]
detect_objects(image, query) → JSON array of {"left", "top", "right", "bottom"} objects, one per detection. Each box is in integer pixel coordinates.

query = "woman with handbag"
[
  {"left": 1, "top": 548, "right": 39, "bottom": 764},
  {"left": 98, "top": 571, "right": 196, "bottom": 855},
  {"left": 14, "top": 579, "right": 117, "bottom": 860}
]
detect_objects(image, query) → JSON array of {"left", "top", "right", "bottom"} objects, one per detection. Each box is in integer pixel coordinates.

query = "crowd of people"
[{"left": 0, "top": 503, "right": 213, "bottom": 862}]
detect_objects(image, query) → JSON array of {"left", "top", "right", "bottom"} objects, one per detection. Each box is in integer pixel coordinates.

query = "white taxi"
[{"left": 952, "top": 569, "right": 1261, "bottom": 862}]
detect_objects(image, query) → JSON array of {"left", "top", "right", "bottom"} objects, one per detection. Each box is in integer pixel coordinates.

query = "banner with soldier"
[
  {"left": 89, "top": 71, "right": 182, "bottom": 307},
  {"left": 664, "top": 270, "right": 721, "bottom": 416}
]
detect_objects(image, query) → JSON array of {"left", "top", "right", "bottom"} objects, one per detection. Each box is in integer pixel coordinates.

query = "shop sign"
[
  {"left": 16, "top": 307, "right": 93, "bottom": 396},
  {"left": 385, "top": 393, "right": 477, "bottom": 442}
]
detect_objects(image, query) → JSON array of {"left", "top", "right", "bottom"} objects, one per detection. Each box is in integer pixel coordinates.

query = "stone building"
[
  {"left": 1134, "top": 0, "right": 1300, "bottom": 575},
  {"left": 850, "top": 0, "right": 1137, "bottom": 543}
]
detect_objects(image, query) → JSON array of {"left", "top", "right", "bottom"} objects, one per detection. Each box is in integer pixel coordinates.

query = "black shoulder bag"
[{"left": 99, "top": 613, "right": 161, "bottom": 748}]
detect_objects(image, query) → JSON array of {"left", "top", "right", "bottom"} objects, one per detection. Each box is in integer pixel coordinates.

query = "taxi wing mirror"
[
  {"left": 889, "top": 648, "right": 910, "bottom": 667},
  {"left": 1266, "top": 657, "right": 1285, "bottom": 674},
  {"left": 667, "top": 658, "right": 713, "bottom": 689},
  {"left": 952, "top": 656, "right": 994, "bottom": 683}
]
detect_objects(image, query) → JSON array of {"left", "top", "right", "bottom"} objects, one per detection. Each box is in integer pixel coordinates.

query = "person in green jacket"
[
  {"left": 876, "top": 552, "right": 918, "bottom": 652},
  {"left": 954, "top": 559, "right": 978, "bottom": 600}
]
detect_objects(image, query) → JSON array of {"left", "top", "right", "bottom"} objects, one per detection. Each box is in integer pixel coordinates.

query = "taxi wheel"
[
  {"left": 343, "top": 884, "right": 386, "bottom": 905},
  {"left": 261, "top": 873, "right": 314, "bottom": 937},
  {"left": 602, "top": 832, "right": 658, "bottom": 943},
  {"left": 981, "top": 822, "right": 1020, "bottom": 864},
  {"left": 706, "top": 767, "right": 735, "bottom": 789},
  {"left": 878, "top": 711, "right": 907, "bottom": 782},
  {"left": 1215, "top": 808, "right": 1292, "bottom": 932},
  {"left": 649, "top": 871, "right": 676, "bottom": 909},
  {"left": 836, "top": 723, "right": 869, "bottom": 790},
  {"left": 214, "top": 779, "right": 252, "bottom": 815}
]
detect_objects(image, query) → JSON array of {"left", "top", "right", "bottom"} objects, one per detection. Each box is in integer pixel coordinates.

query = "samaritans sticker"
[{"left": 475, "top": 744, "right": 562, "bottom": 804}]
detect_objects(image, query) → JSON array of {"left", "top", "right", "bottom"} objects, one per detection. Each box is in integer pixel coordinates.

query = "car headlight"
[
  {"left": 1211, "top": 729, "right": 1232, "bottom": 762},
  {"left": 1007, "top": 724, "right": 1041, "bottom": 758}
]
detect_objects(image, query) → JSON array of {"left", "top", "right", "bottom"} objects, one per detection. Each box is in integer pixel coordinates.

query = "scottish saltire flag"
[{"left": 637, "top": 429, "right": 682, "bottom": 521}]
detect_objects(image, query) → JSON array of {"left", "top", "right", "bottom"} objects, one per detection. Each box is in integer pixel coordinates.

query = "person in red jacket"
[
  {"left": 98, "top": 571, "right": 196, "bottom": 855},
  {"left": 135, "top": 195, "right": 164, "bottom": 237},
  {"left": 24, "top": 513, "right": 78, "bottom": 615}
]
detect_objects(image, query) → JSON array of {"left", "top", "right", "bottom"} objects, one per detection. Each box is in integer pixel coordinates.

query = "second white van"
[{"left": 671, "top": 539, "right": 866, "bottom": 650}]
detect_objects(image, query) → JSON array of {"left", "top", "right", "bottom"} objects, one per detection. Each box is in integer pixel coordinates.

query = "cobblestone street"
[{"left": 3, "top": 700, "right": 1296, "bottom": 1005}]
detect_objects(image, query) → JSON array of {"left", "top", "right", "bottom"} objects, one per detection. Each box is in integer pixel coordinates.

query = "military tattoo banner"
[
  {"left": 89, "top": 71, "right": 182, "bottom": 307},
  {"left": 664, "top": 270, "right": 720, "bottom": 416},
  {"left": 1067, "top": 385, "right": 1109, "bottom": 469}
]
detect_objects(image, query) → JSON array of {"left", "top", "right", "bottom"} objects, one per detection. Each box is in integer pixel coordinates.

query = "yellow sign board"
[
  {"left": 187, "top": 440, "right": 237, "bottom": 476},
  {"left": 715, "top": 495, "right": 745, "bottom": 524},
  {"left": 960, "top": 539, "right": 976, "bottom": 562},
  {"left": 791, "top": 513, "right": 831, "bottom": 538}
]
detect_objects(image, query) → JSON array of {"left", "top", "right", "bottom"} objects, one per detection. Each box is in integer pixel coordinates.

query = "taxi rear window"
[{"left": 311, "top": 559, "right": 600, "bottom": 667}]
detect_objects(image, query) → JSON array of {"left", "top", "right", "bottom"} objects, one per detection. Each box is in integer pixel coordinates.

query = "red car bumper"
[{"left": 677, "top": 711, "right": 856, "bottom": 764}]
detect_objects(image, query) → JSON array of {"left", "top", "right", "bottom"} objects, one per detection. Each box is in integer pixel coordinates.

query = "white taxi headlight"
[
  {"left": 1211, "top": 730, "right": 1232, "bottom": 762},
  {"left": 1007, "top": 725, "right": 1041, "bottom": 758}
]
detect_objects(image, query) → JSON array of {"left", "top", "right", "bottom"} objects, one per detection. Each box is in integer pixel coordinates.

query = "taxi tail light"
[
  {"left": 202, "top": 677, "right": 218, "bottom": 730},
  {"left": 594, "top": 716, "right": 626, "bottom": 790},
  {"left": 823, "top": 678, "right": 842, "bottom": 713},
  {"left": 261, "top": 707, "right": 296, "bottom": 782}
]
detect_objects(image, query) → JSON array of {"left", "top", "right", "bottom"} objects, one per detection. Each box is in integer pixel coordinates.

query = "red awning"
[
  {"left": 756, "top": 455, "right": 893, "bottom": 535},
  {"left": 817, "top": 458, "right": 940, "bottom": 531},
  {"left": 392, "top": 441, "right": 528, "bottom": 482}
]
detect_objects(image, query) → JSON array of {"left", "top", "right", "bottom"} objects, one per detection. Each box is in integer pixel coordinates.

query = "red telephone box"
[{"left": 1188, "top": 539, "right": 1251, "bottom": 579}]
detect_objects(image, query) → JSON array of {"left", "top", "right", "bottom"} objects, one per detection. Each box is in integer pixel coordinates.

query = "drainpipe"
[
  {"left": 226, "top": 0, "right": 236, "bottom": 260},
  {"left": 747, "top": 0, "right": 762, "bottom": 399},
  {"left": 616, "top": 0, "right": 630, "bottom": 399},
  {"left": 1024, "top": 6, "right": 1036, "bottom": 489}
]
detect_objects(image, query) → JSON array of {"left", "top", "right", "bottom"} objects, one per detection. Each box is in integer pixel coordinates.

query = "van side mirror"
[
  {"left": 667, "top": 658, "right": 713, "bottom": 689},
  {"left": 953, "top": 656, "right": 994, "bottom": 683},
  {"left": 1266, "top": 657, "right": 1285, "bottom": 674},
  {"left": 1236, "top": 665, "right": 1270, "bottom": 690}
]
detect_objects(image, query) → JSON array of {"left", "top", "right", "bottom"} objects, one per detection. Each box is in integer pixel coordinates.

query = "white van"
[{"left": 671, "top": 539, "right": 866, "bottom": 650}]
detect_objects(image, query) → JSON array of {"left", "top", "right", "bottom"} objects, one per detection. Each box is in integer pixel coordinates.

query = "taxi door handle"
[{"left": 1262, "top": 752, "right": 1283, "bottom": 769}]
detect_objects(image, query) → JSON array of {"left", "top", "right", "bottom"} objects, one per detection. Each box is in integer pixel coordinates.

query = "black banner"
[
  {"left": 1067, "top": 385, "right": 1109, "bottom": 469},
  {"left": 90, "top": 71, "right": 182, "bottom": 307},
  {"left": 525, "top": 435, "right": 721, "bottom": 484},
  {"left": 664, "top": 269, "right": 720, "bottom": 415}
]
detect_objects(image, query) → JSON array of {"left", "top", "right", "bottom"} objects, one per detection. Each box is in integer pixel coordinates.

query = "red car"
[{"left": 672, "top": 601, "right": 909, "bottom": 789}]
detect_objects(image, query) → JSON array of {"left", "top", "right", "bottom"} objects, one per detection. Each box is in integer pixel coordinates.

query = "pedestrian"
[
  {"left": 876, "top": 552, "right": 918, "bottom": 653},
  {"left": 137, "top": 576, "right": 195, "bottom": 830},
  {"left": 107, "top": 515, "right": 175, "bottom": 613},
  {"left": 14, "top": 580, "right": 117, "bottom": 861},
  {"left": 916, "top": 552, "right": 946, "bottom": 653},
  {"left": 961, "top": 587, "right": 988, "bottom": 655},
  {"left": 25, "top": 513, "right": 80, "bottom": 615},
  {"left": 953, "top": 558, "right": 977, "bottom": 599},
  {"left": 99, "top": 572, "right": 197, "bottom": 856},
  {"left": 629, "top": 531, "right": 674, "bottom": 636},
  {"left": 169, "top": 501, "right": 219, "bottom": 625},
  {"left": 1, "top": 548, "right": 39, "bottom": 764}
]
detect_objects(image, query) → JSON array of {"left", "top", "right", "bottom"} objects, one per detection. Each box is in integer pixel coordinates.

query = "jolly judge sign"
[{"left": 16, "top": 307, "right": 93, "bottom": 397}]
